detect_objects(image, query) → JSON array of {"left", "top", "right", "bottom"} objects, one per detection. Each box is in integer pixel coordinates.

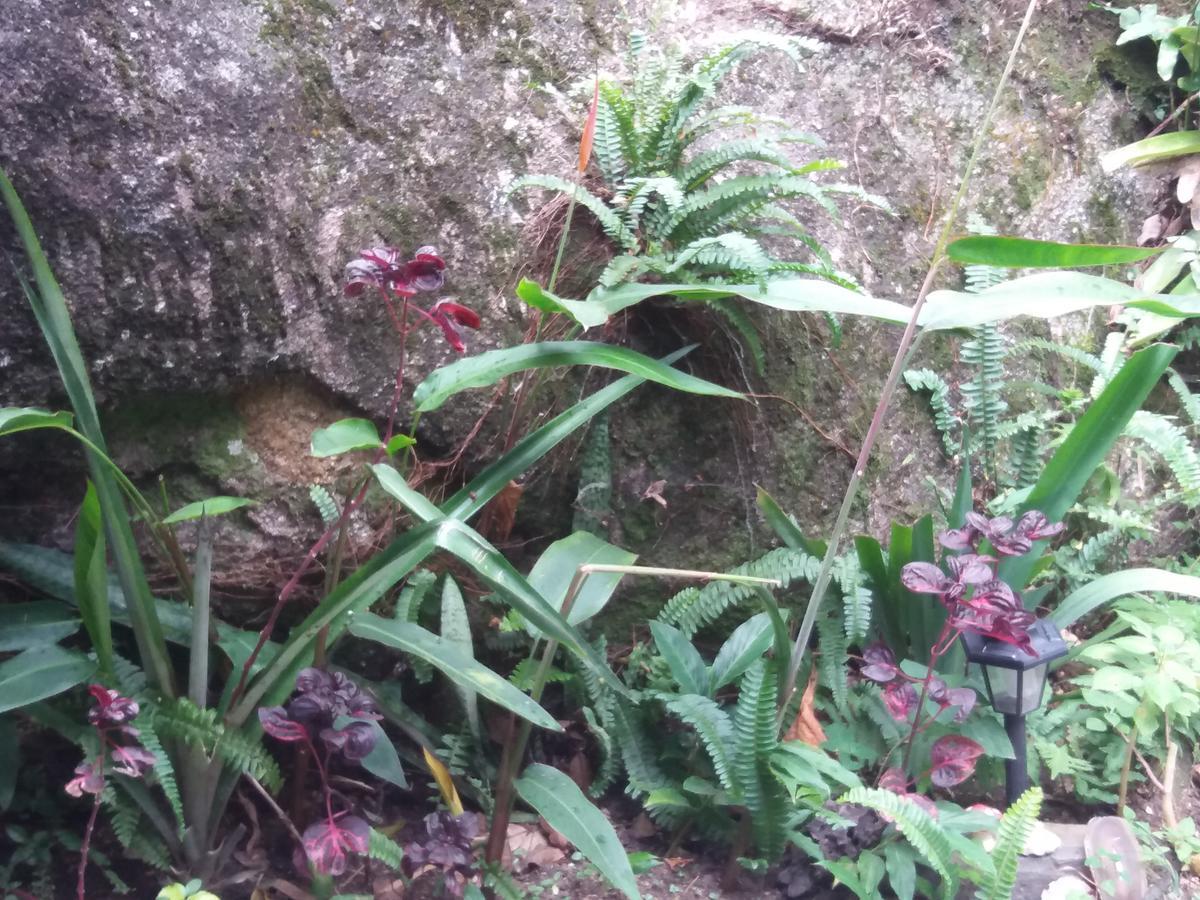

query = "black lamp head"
[{"left": 961, "top": 618, "right": 1068, "bottom": 716}]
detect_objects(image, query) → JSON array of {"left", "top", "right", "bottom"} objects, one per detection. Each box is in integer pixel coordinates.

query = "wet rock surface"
[{"left": 0, "top": 0, "right": 1154, "bottom": 601}]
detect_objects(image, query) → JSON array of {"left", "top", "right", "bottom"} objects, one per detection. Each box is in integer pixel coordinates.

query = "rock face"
[{"left": 0, "top": 0, "right": 1151, "bottom": 605}]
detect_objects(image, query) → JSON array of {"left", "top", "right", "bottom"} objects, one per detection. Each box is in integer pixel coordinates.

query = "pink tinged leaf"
[
  {"left": 945, "top": 688, "right": 977, "bottom": 722},
  {"left": 900, "top": 562, "right": 950, "bottom": 595},
  {"left": 1015, "top": 510, "right": 1065, "bottom": 541},
  {"left": 964, "top": 512, "right": 993, "bottom": 534},
  {"left": 937, "top": 526, "right": 977, "bottom": 551},
  {"left": 258, "top": 707, "right": 309, "bottom": 742},
  {"left": 429, "top": 300, "right": 481, "bottom": 353},
  {"left": 878, "top": 768, "right": 909, "bottom": 794},
  {"left": 929, "top": 735, "right": 984, "bottom": 788},
  {"left": 302, "top": 816, "right": 370, "bottom": 876},
  {"left": 111, "top": 745, "right": 157, "bottom": 778},
  {"left": 861, "top": 642, "right": 899, "bottom": 682},
  {"left": 406, "top": 248, "right": 447, "bottom": 293},
  {"left": 320, "top": 722, "right": 377, "bottom": 761},
  {"left": 906, "top": 793, "right": 940, "bottom": 819},
  {"left": 948, "top": 554, "right": 995, "bottom": 585},
  {"left": 65, "top": 759, "right": 104, "bottom": 797},
  {"left": 882, "top": 681, "right": 919, "bottom": 721}
]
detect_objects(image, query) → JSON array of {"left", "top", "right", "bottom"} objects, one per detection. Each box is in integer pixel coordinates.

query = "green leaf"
[
  {"left": 411, "top": 341, "right": 743, "bottom": 413},
  {"left": 1000, "top": 344, "right": 1178, "bottom": 590},
  {"left": 947, "top": 236, "right": 1161, "bottom": 268},
  {"left": 1101, "top": 131, "right": 1200, "bottom": 172},
  {"left": 520, "top": 278, "right": 911, "bottom": 331},
  {"left": 1, "top": 169, "right": 173, "bottom": 695},
  {"left": 514, "top": 763, "right": 641, "bottom": 900},
  {"left": 526, "top": 532, "right": 637, "bottom": 634},
  {"left": 710, "top": 612, "right": 773, "bottom": 692},
  {"left": 921, "top": 273, "right": 1200, "bottom": 331},
  {"left": 756, "top": 485, "right": 821, "bottom": 553},
  {"left": 337, "top": 716, "right": 407, "bottom": 789},
  {"left": 649, "top": 621, "right": 708, "bottom": 696},
  {"left": 0, "top": 716, "right": 18, "bottom": 811},
  {"left": 883, "top": 841, "right": 917, "bottom": 900},
  {"left": 386, "top": 433, "right": 416, "bottom": 455},
  {"left": 0, "top": 407, "right": 73, "bottom": 436},
  {"left": 1051, "top": 567, "right": 1200, "bottom": 628},
  {"left": 438, "top": 347, "right": 691, "bottom": 521},
  {"left": 348, "top": 614, "right": 561, "bottom": 732},
  {"left": 0, "top": 645, "right": 96, "bottom": 714},
  {"left": 310, "top": 418, "right": 384, "bottom": 457},
  {"left": 440, "top": 576, "right": 480, "bottom": 738},
  {"left": 0, "top": 600, "right": 78, "bottom": 652},
  {"left": 72, "top": 483, "right": 112, "bottom": 673},
  {"left": 162, "top": 496, "right": 256, "bottom": 524}
]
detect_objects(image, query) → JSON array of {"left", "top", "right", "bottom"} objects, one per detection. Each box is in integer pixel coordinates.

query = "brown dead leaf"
[
  {"left": 476, "top": 480, "right": 524, "bottom": 544},
  {"left": 504, "top": 822, "right": 566, "bottom": 873},
  {"left": 641, "top": 479, "right": 668, "bottom": 507},
  {"left": 630, "top": 813, "right": 657, "bottom": 838},
  {"left": 372, "top": 875, "right": 407, "bottom": 899},
  {"left": 784, "top": 666, "right": 827, "bottom": 746}
]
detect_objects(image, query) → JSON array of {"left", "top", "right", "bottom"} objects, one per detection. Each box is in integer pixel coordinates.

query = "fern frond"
[
  {"left": 706, "top": 297, "right": 767, "bottom": 375},
  {"left": 841, "top": 787, "right": 955, "bottom": 898},
  {"left": 1167, "top": 368, "right": 1200, "bottom": 427},
  {"left": 678, "top": 139, "right": 798, "bottom": 190},
  {"left": 369, "top": 827, "right": 406, "bottom": 871},
  {"left": 961, "top": 324, "right": 1009, "bottom": 471},
  {"left": 610, "top": 704, "right": 688, "bottom": 827},
  {"left": 662, "top": 693, "right": 735, "bottom": 790},
  {"left": 668, "top": 175, "right": 838, "bottom": 243},
  {"left": 594, "top": 81, "right": 637, "bottom": 183},
  {"left": 656, "top": 547, "right": 820, "bottom": 636},
  {"left": 836, "top": 557, "right": 871, "bottom": 643},
  {"left": 151, "top": 698, "right": 283, "bottom": 791},
  {"left": 1125, "top": 410, "right": 1200, "bottom": 502},
  {"left": 1007, "top": 423, "right": 1044, "bottom": 489},
  {"left": 309, "top": 485, "right": 339, "bottom": 525},
  {"left": 103, "top": 786, "right": 174, "bottom": 871},
  {"left": 134, "top": 711, "right": 183, "bottom": 833},
  {"left": 976, "top": 787, "right": 1042, "bottom": 900},
  {"left": 1018, "top": 337, "right": 1104, "bottom": 373},
  {"left": 904, "top": 368, "right": 960, "bottom": 457},
  {"left": 582, "top": 705, "right": 619, "bottom": 797},
  {"left": 506, "top": 175, "right": 636, "bottom": 250},
  {"left": 732, "top": 660, "right": 786, "bottom": 858},
  {"left": 1091, "top": 331, "right": 1129, "bottom": 396},
  {"left": 672, "top": 233, "right": 773, "bottom": 281},
  {"left": 395, "top": 569, "right": 437, "bottom": 621},
  {"left": 816, "top": 608, "right": 849, "bottom": 711},
  {"left": 572, "top": 412, "right": 612, "bottom": 537}
]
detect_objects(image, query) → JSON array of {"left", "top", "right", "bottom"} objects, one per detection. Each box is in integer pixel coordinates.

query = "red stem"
[
  {"left": 227, "top": 288, "right": 413, "bottom": 712},
  {"left": 898, "top": 620, "right": 956, "bottom": 779},
  {"left": 76, "top": 743, "right": 107, "bottom": 900}
]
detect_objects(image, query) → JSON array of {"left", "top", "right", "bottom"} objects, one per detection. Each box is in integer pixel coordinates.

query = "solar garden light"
[{"left": 961, "top": 618, "right": 1068, "bottom": 807}]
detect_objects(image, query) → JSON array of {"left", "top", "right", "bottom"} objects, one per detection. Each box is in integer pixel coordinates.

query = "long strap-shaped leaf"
[
  {"left": 412, "top": 341, "right": 741, "bottom": 412},
  {"left": 999, "top": 343, "right": 1178, "bottom": 592},
  {"left": 1, "top": 169, "right": 174, "bottom": 695}
]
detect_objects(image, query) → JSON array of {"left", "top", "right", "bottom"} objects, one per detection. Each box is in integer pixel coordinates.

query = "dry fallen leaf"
[
  {"left": 784, "top": 666, "right": 827, "bottom": 746},
  {"left": 504, "top": 822, "right": 566, "bottom": 873},
  {"left": 641, "top": 479, "right": 668, "bottom": 507}
]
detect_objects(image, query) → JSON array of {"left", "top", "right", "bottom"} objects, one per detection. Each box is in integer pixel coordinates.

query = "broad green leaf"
[
  {"left": 1101, "top": 131, "right": 1200, "bottom": 173},
  {"left": 411, "top": 341, "right": 743, "bottom": 413},
  {"left": 649, "top": 621, "right": 708, "bottom": 696},
  {"left": 0, "top": 407, "right": 73, "bottom": 436},
  {"left": 947, "top": 236, "right": 1161, "bottom": 268},
  {"left": 0, "top": 645, "right": 96, "bottom": 714},
  {"left": 347, "top": 614, "right": 560, "bottom": 731},
  {"left": 1089, "top": 666, "right": 1143, "bottom": 692},
  {"left": 0, "top": 716, "right": 17, "bottom": 811},
  {"left": 73, "top": 483, "right": 111, "bottom": 672},
  {"left": 371, "top": 463, "right": 442, "bottom": 521},
  {"left": 1050, "top": 568, "right": 1200, "bottom": 628},
  {"left": 519, "top": 277, "right": 911, "bottom": 331},
  {"left": 883, "top": 842, "right": 917, "bottom": 900},
  {"left": 336, "top": 716, "right": 407, "bottom": 789},
  {"left": 386, "top": 433, "right": 416, "bottom": 454},
  {"left": 2, "top": 170, "right": 172, "bottom": 695},
  {"left": 0, "top": 600, "right": 78, "bottom": 652},
  {"left": 162, "top": 496, "right": 256, "bottom": 524},
  {"left": 921, "top": 273, "right": 1200, "bottom": 331},
  {"left": 515, "top": 763, "right": 641, "bottom": 900},
  {"left": 710, "top": 612, "right": 773, "bottom": 692},
  {"left": 438, "top": 347, "right": 691, "bottom": 521},
  {"left": 756, "top": 485, "right": 821, "bottom": 553},
  {"left": 525, "top": 532, "right": 637, "bottom": 634},
  {"left": 310, "top": 418, "right": 384, "bottom": 457},
  {"left": 440, "top": 576, "right": 480, "bottom": 737},
  {"left": 1000, "top": 345, "right": 1178, "bottom": 590}
]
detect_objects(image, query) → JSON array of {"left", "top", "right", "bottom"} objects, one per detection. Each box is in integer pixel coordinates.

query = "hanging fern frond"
[
  {"left": 134, "top": 711, "right": 184, "bottom": 833},
  {"left": 572, "top": 412, "right": 613, "bottom": 537},
  {"left": 816, "top": 607, "right": 849, "bottom": 712},
  {"left": 1090, "top": 331, "right": 1129, "bottom": 397},
  {"left": 678, "top": 139, "right": 798, "bottom": 191},
  {"left": 904, "top": 368, "right": 960, "bottom": 457},
  {"left": 1017, "top": 337, "right": 1104, "bottom": 374},
  {"left": 841, "top": 787, "right": 956, "bottom": 898},
  {"left": 836, "top": 556, "right": 871, "bottom": 643},
  {"left": 961, "top": 324, "right": 1009, "bottom": 472},
  {"left": 103, "top": 786, "right": 174, "bottom": 871},
  {"left": 706, "top": 297, "right": 767, "bottom": 375},
  {"left": 668, "top": 175, "right": 838, "bottom": 243},
  {"left": 672, "top": 232, "right": 773, "bottom": 281},
  {"left": 582, "top": 705, "right": 619, "bottom": 797},
  {"left": 506, "top": 175, "right": 636, "bottom": 250},
  {"left": 593, "top": 82, "right": 637, "bottom": 183},
  {"left": 1166, "top": 368, "right": 1200, "bottom": 427},
  {"left": 1125, "top": 410, "right": 1200, "bottom": 502},
  {"left": 1007, "top": 423, "right": 1044, "bottom": 489},
  {"left": 395, "top": 569, "right": 437, "bottom": 622},
  {"left": 975, "top": 787, "right": 1042, "bottom": 900},
  {"left": 309, "top": 485, "right": 339, "bottom": 526},
  {"left": 656, "top": 547, "right": 820, "bottom": 636}
]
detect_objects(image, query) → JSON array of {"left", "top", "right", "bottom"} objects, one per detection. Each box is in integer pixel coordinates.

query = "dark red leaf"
[
  {"left": 900, "top": 562, "right": 950, "bottom": 595},
  {"left": 928, "top": 735, "right": 984, "bottom": 788},
  {"left": 945, "top": 687, "right": 977, "bottom": 722},
  {"left": 65, "top": 759, "right": 104, "bottom": 797},
  {"left": 111, "top": 745, "right": 156, "bottom": 778},
  {"left": 937, "top": 526, "right": 978, "bottom": 551},
  {"left": 882, "top": 681, "right": 919, "bottom": 721},
  {"left": 258, "top": 707, "right": 309, "bottom": 742},
  {"left": 302, "top": 816, "right": 370, "bottom": 876},
  {"left": 878, "top": 767, "right": 909, "bottom": 794},
  {"left": 861, "top": 642, "right": 899, "bottom": 682}
]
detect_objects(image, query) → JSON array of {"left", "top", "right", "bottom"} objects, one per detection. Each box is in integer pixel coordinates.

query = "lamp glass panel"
[{"left": 987, "top": 663, "right": 1048, "bottom": 715}]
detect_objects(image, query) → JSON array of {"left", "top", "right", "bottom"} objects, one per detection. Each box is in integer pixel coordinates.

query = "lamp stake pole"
[{"left": 1004, "top": 712, "right": 1028, "bottom": 808}]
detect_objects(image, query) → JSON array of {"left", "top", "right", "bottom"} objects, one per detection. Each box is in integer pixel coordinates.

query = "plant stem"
[
  {"left": 188, "top": 517, "right": 213, "bottom": 709},
  {"left": 899, "top": 621, "right": 954, "bottom": 777},
  {"left": 76, "top": 747, "right": 106, "bottom": 900},
  {"left": 1117, "top": 721, "right": 1138, "bottom": 816},
  {"left": 778, "top": 0, "right": 1042, "bottom": 714}
]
